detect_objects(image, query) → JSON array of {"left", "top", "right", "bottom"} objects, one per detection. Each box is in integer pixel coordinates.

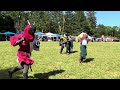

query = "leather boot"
[
  {"left": 8, "top": 66, "right": 19, "bottom": 79},
  {"left": 8, "top": 71, "right": 12, "bottom": 79},
  {"left": 79, "top": 56, "right": 83, "bottom": 63},
  {"left": 23, "top": 73, "right": 28, "bottom": 79}
]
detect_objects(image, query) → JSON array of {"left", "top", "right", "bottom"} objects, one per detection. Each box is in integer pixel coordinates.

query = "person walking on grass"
[
  {"left": 69, "top": 35, "right": 73, "bottom": 52},
  {"left": 78, "top": 31, "right": 89, "bottom": 63},
  {"left": 59, "top": 33, "right": 68, "bottom": 54}
]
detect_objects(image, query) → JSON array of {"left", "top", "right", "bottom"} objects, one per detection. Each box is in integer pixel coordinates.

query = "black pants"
[
  {"left": 66, "top": 41, "right": 71, "bottom": 53},
  {"left": 60, "top": 43, "right": 67, "bottom": 53},
  {"left": 60, "top": 43, "right": 71, "bottom": 54},
  {"left": 17, "top": 62, "right": 29, "bottom": 74}
]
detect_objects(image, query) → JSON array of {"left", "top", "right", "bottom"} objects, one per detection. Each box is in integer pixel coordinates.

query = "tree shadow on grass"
[
  {"left": 83, "top": 58, "right": 94, "bottom": 63},
  {"left": 0, "top": 67, "right": 23, "bottom": 79},
  {"left": 29, "top": 69, "right": 65, "bottom": 79}
]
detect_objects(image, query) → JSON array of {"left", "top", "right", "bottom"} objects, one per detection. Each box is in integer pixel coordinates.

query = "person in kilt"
[{"left": 78, "top": 32, "right": 88, "bottom": 63}]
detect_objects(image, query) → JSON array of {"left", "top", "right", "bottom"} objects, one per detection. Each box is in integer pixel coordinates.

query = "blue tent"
[
  {"left": 60, "top": 34, "right": 64, "bottom": 36},
  {"left": 53, "top": 34, "right": 61, "bottom": 37},
  {"left": 0, "top": 32, "right": 3, "bottom": 34},
  {"left": 4, "top": 31, "right": 15, "bottom": 35},
  {"left": 35, "top": 32, "right": 45, "bottom": 35}
]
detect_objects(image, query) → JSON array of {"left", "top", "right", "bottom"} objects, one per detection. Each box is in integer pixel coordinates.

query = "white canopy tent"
[{"left": 46, "top": 32, "right": 59, "bottom": 41}]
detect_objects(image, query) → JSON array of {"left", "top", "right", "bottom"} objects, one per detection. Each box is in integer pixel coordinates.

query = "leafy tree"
[{"left": 85, "top": 11, "right": 97, "bottom": 35}]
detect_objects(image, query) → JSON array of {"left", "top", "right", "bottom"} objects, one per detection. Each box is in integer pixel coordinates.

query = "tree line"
[{"left": 0, "top": 11, "right": 120, "bottom": 38}]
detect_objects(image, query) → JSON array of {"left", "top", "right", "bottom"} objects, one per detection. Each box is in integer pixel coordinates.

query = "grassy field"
[{"left": 0, "top": 41, "right": 120, "bottom": 79}]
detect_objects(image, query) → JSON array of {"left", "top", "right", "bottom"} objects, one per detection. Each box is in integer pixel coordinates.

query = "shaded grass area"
[{"left": 0, "top": 41, "right": 120, "bottom": 79}]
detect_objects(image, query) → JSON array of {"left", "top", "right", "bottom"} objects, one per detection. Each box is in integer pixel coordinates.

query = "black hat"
[{"left": 28, "top": 25, "right": 36, "bottom": 35}]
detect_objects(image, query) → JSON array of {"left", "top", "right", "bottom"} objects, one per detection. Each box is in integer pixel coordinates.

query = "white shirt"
[
  {"left": 79, "top": 32, "right": 88, "bottom": 45},
  {"left": 81, "top": 39, "right": 87, "bottom": 45}
]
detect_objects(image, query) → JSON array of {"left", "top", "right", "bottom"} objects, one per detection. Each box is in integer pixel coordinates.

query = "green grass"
[{"left": 0, "top": 41, "right": 120, "bottom": 79}]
